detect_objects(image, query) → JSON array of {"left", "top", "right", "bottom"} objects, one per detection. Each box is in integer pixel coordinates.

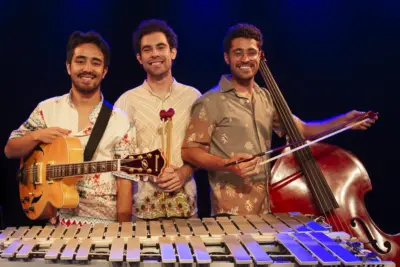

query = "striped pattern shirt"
[{"left": 115, "top": 79, "right": 201, "bottom": 219}]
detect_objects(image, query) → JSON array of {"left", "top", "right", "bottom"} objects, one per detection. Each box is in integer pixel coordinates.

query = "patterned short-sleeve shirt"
[
  {"left": 9, "top": 92, "right": 137, "bottom": 225},
  {"left": 183, "top": 75, "right": 291, "bottom": 216}
]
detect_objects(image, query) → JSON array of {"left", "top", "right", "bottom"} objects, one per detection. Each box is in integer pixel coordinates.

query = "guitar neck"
[{"left": 46, "top": 160, "right": 120, "bottom": 179}]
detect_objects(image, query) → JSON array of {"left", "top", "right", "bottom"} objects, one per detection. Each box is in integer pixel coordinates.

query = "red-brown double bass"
[{"left": 258, "top": 55, "right": 400, "bottom": 264}]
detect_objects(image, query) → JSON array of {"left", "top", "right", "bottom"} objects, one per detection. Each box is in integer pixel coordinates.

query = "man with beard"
[
  {"left": 115, "top": 19, "right": 200, "bottom": 220},
  {"left": 181, "top": 23, "right": 377, "bottom": 216},
  {"left": 4, "top": 31, "right": 136, "bottom": 224}
]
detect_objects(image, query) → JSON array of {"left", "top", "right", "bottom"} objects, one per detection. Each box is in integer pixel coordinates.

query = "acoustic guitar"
[{"left": 17, "top": 136, "right": 165, "bottom": 220}]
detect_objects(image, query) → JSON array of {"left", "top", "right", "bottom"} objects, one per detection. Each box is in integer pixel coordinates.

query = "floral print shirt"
[
  {"left": 182, "top": 75, "right": 294, "bottom": 216},
  {"left": 9, "top": 92, "right": 136, "bottom": 225}
]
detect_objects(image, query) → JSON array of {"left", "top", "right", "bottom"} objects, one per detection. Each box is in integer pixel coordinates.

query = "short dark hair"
[
  {"left": 66, "top": 31, "right": 110, "bottom": 67},
  {"left": 223, "top": 23, "right": 263, "bottom": 53},
  {"left": 132, "top": 19, "right": 178, "bottom": 55}
]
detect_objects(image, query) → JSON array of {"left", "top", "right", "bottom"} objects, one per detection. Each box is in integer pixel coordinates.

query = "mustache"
[
  {"left": 237, "top": 63, "right": 254, "bottom": 68},
  {"left": 78, "top": 72, "right": 97, "bottom": 78}
]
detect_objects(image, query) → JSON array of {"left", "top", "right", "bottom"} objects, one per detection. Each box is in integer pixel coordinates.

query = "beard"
[
  {"left": 72, "top": 80, "right": 100, "bottom": 95},
  {"left": 72, "top": 73, "right": 101, "bottom": 95}
]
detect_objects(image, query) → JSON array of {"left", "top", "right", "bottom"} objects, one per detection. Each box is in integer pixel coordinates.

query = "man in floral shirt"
[
  {"left": 181, "top": 23, "right": 376, "bottom": 216},
  {"left": 5, "top": 31, "right": 136, "bottom": 224}
]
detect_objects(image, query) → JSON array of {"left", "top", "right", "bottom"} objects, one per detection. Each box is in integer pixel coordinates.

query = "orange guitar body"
[
  {"left": 18, "top": 137, "right": 165, "bottom": 221},
  {"left": 19, "top": 137, "right": 83, "bottom": 220}
]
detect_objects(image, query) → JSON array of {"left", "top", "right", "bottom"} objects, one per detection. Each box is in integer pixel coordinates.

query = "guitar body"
[
  {"left": 18, "top": 136, "right": 166, "bottom": 221},
  {"left": 19, "top": 137, "right": 83, "bottom": 220}
]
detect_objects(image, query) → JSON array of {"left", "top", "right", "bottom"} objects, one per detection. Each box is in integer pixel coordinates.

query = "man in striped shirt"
[{"left": 115, "top": 19, "right": 200, "bottom": 221}]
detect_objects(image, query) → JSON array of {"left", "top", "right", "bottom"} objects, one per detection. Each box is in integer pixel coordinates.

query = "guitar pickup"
[{"left": 33, "top": 163, "right": 43, "bottom": 184}]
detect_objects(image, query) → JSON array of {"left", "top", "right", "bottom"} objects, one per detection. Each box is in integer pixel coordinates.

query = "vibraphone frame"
[{"left": 0, "top": 213, "right": 395, "bottom": 266}]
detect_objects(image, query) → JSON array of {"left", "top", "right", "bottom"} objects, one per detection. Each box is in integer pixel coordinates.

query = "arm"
[
  {"left": 181, "top": 147, "right": 228, "bottom": 172},
  {"left": 295, "top": 110, "right": 377, "bottom": 138},
  {"left": 4, "top": 105, "right": 70, "bottom": 158},
  {"left": 181, "top": 100, "right": 259, "bottom": 179},
  {"left": 116, "top": 178, "right": 132, "bottom": 222},
  {"left": 113, "top": 121, "right": 137, "bottom": 222},
  {"left": 5, "top": 133, "right": 41, "bottom": 159}
]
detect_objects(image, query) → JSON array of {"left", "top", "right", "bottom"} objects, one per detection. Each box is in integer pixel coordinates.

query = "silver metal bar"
[
  {"left": 276, "top": 233, "right": 318, "bottom": 265},
  {"left": 223, "top": 235, "right": 252, "bottom": 264},
  {"left": 175, "top": 236, "right": 193, "bottom": 263},
  {"left": 293, "top": 233, "right": 340, "bottom": 265},
  {"left": 239, "top": 235, "right": 272, "bottom": 264},
  {"left": 309, "top": 232, "right": 362, "bottom": 265}
]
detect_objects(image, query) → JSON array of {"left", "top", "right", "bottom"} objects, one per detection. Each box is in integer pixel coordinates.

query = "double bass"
[{"left": 258, "top": 54, "right": 400, "bottom": 264}]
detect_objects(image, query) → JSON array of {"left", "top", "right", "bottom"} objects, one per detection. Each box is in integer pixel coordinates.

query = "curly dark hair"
[
  {"left": 132, "top": 19, "right": 178, "bottom": 55},
  {"left": 223, "top": 23, "right": 263, "bottom": 53},
  {"left": 66, "top": 31, "right": 110, "bottom": 67}
]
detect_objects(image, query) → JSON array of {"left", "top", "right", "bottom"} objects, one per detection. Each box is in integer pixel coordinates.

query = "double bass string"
[
  {"left": 258, "top": 59, "right": 347, "bottom": 232},
  {"left": 259, "top": 60, "right": 346, "bottom": 232}
]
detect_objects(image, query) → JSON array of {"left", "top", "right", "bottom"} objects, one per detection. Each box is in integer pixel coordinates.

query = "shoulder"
[
  {"left": 174, "top": 81, "right": 202, "bottom": 100},
  {"left": 36, "top": 94, "right": 69, "bottom": 110},
  {"left": 99, "top": 100, "right": 131, "bottom": 127},
  {"left": 194, "top": 85, "right": 222, "bottom": 105},
  {"left": 115, "top": 84, "right": 144, "bottom": 103}
]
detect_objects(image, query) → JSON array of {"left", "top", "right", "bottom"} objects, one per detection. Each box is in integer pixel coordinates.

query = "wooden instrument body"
[
  {"left": 271, "top": 142, "right": 400, "bottom": 264},
  {"left": 18, "top": 137, "right": 166, "bottom": 221},
  {"left": 20, "top": 137, "right": 84, "bottom": 220}
]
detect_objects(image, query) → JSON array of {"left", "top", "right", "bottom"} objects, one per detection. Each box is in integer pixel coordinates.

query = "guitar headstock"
[{"left": 120, "top": 149, "right": 166, "bottom": 177}]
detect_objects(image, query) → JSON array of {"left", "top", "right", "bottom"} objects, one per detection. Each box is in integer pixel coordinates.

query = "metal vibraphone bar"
[{"left": 0, "top": 212, "right": 395, "bottom": 267}]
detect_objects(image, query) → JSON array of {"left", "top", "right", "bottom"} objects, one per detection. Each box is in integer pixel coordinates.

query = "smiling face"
[
  {"left": 66, "top": 43, "right": 108, "bottom": 95},
  {"left": 224, "top": 37, "right": 261, "bottom": 81},
  {"left": 136, "top": 32, "right": 176, "bottom": 79}
]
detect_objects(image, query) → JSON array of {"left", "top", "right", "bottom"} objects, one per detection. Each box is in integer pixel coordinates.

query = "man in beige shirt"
[
  {"left": 181, "top": 23, "right": 377, "bottom": 216},
  {"left": 115, "top": 19, "right": 200, "bottom": 220}
]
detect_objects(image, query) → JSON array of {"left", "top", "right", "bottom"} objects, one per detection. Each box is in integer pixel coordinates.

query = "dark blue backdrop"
[{"left": 0, "top": 0, "right": 398, "bottom": 234}]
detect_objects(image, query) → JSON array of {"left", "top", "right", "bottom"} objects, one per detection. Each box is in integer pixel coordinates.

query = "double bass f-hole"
[{"left": 351, "top": 218, "right": 392, "bottom": 254}]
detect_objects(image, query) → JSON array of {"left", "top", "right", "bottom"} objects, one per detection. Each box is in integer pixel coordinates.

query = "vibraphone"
[{"left": 0, "top": 213, "right": 395, "bottom": 266}]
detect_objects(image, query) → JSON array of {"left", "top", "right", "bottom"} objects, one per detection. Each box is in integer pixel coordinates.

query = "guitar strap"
[{"left": 84, "top": 100, "right": 113, "bottom": 161}]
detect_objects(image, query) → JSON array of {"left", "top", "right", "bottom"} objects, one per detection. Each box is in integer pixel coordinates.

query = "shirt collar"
[
  {"left": 218, "top": 74, "right": 262, "bottom": 94},
  {"left": 66, "top": 89, "right": 104, "bottom": 124},
  {"left": 142, "top": 78, "right": 178, "bottom": 99},
  {"left": 67, "top": 89, "right": 104, "bottom": 107}
]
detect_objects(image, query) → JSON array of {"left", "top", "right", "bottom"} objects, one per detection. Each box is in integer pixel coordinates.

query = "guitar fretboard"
[{"left": 46, "top": 160, "right": 119, "bottom": 179}]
